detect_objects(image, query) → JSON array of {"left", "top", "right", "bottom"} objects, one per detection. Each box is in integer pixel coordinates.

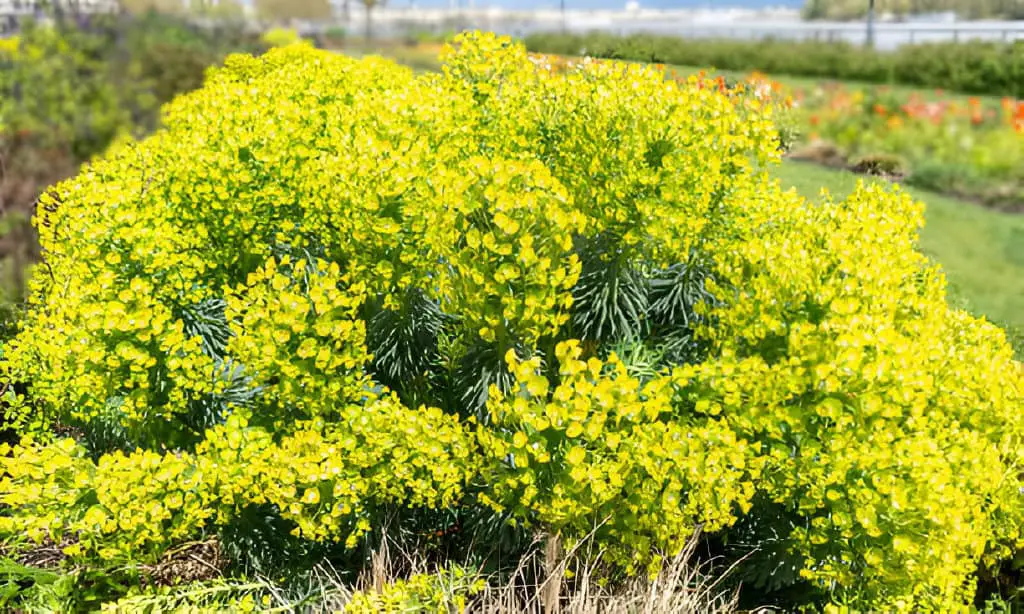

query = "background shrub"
[
  {"left": 523, "top": 32, "right": 1024, "bottom": 98},
  {"left": 0, "top": 12, "right": 266, "bottom": 334}
]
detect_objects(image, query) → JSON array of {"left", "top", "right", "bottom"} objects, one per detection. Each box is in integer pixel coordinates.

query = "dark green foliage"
[
  {"left": 219, "top": 504, "right": 333, "bottom": 579},
  {"left": 182, "top": 359, "right": 260, "bottom": 436},
  {"left": 180, "top": 298, "right": 232, "bottom": 359},
  {"left": 712, "top": 499, "right": 825, "bottom": 611},
  {"left": 451, "top": 340, "right": 519, "bottom": 421},
  {"left": 647, "top": 259, "right": 716, "bottom": 364},
  {"left": 365, "top": 289, "right": 450, "bottom": 407},
  {"left": 601, "top": 338, "right": 667, "bottom": 382},
  {"left": 570, "top": 237, "right": 649, "bottom": 343},
  {"left": 0, "top": 558, "right": 138, "bottom": 614},
  {"left": 79, "top": 396, "right": 133, "bottom": 459},
  {"left": 570, "top": 239, "right": 715, "bottom": 370},
  {"left": 523, "top": 33, "right": 1024, "bottom": 98}
]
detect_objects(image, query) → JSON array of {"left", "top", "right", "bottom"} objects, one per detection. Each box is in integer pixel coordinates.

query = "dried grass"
[{"left": 296, "top": 527, "right": 747, "bottom": 614}]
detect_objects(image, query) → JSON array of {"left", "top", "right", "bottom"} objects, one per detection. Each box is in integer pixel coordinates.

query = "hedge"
[{"left": 523, "top": 32, "right": 1024, "bottom": 98}]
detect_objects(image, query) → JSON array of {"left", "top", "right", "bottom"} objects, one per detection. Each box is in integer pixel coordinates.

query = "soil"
[{"left": 144, "top": 539, "right": 227, "bottom": 587}]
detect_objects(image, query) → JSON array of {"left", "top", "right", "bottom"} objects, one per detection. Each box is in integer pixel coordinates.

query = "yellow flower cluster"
[
  {"left": 342, "top": 565, "right": 484, "bottom": 614},
  {"left": 224, "top": 256, "right": 370, "bottom": 425},
  {"left": 259, "top": 27, "right": 302, "bottom": 49},
  {"left": 0, "top": 32, "right": 1021, "bottom": 612},
  {"left": 479, "top": 341, "right": 757, "bottom": 572},
  {"left": 673, "top": 181, "right": 1024, "bottom": 609},
  {"left": 0, "top": 36, "right": 17, "bottom": 57},
  {"left": 0, "top": 400, "right": 476, "bottom": 561}
]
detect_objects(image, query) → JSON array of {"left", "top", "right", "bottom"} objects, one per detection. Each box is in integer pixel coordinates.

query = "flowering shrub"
[
  {"left": 479, "top": 342, "right": 758, "bottom": 573},
  {"left": 682, "top": 182, "right": 1024, "bottom": 607},
  {"left": 0, "top": 33, "right": 1022, "bottom": 611}
]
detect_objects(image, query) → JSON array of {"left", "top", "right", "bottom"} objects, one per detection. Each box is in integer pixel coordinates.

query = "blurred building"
[{"left": 0, "top": 0, "right": 120, "bottom": 16}]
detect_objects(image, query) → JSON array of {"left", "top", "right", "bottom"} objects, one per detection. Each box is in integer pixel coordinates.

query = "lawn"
[{"left": 777, "top": 161, "right": 1024, "bottom": 354}]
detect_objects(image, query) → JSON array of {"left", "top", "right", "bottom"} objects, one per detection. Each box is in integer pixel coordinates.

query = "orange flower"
[
  {"left": 887, "top": 116, "right": 903, "bottom": 130},
  {"left": 873, "top": 104, "right": 887, "bottom": 116}
]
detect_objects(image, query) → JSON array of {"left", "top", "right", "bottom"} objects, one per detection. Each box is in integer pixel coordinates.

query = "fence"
[
  {"left": 2, "top": 4, "right": 1023, "bottom": 50},
  {"left": 301, "top": 9, "right": 1024, "bottom": 51}
]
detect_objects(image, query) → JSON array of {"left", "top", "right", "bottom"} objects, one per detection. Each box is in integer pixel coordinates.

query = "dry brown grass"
[{"left": 298, "top": 528, "right": 746, "bottom": 614}]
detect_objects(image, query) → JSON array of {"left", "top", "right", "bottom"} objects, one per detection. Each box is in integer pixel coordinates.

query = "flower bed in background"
[{"left": 788, "top": 84, "right": 1024, "bottom": 209}]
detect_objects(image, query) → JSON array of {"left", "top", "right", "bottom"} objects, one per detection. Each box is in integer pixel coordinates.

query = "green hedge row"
[{"left": 523, "top": 32, "right": 1024, "bottom": 98}]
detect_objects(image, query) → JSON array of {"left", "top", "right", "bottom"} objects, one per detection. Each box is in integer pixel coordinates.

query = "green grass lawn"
[{"left": 777, "top": 161, "right": 1024, "bottom": 355}]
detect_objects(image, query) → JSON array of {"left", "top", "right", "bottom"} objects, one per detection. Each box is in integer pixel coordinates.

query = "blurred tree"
[
  {"left": 803, "top": 0, "right": 827, "bottom": 18},
  {"left": 118, "top": 0, "right": 244, "bottom": 17},
  {"left": 803, "top": 0, "right": 1023, "bottom": 19},
  {"left": 255, "top": 0, "right": 332, "bottom": 22},
  {"left": 118, "top": 0, "right": 187, "bottom": 14},
  {"left": 362, "top": 0, "right": 383, "bottom": 39},
  {"left": 190, "top": 0, "right": 245, "bottom": 18}
]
